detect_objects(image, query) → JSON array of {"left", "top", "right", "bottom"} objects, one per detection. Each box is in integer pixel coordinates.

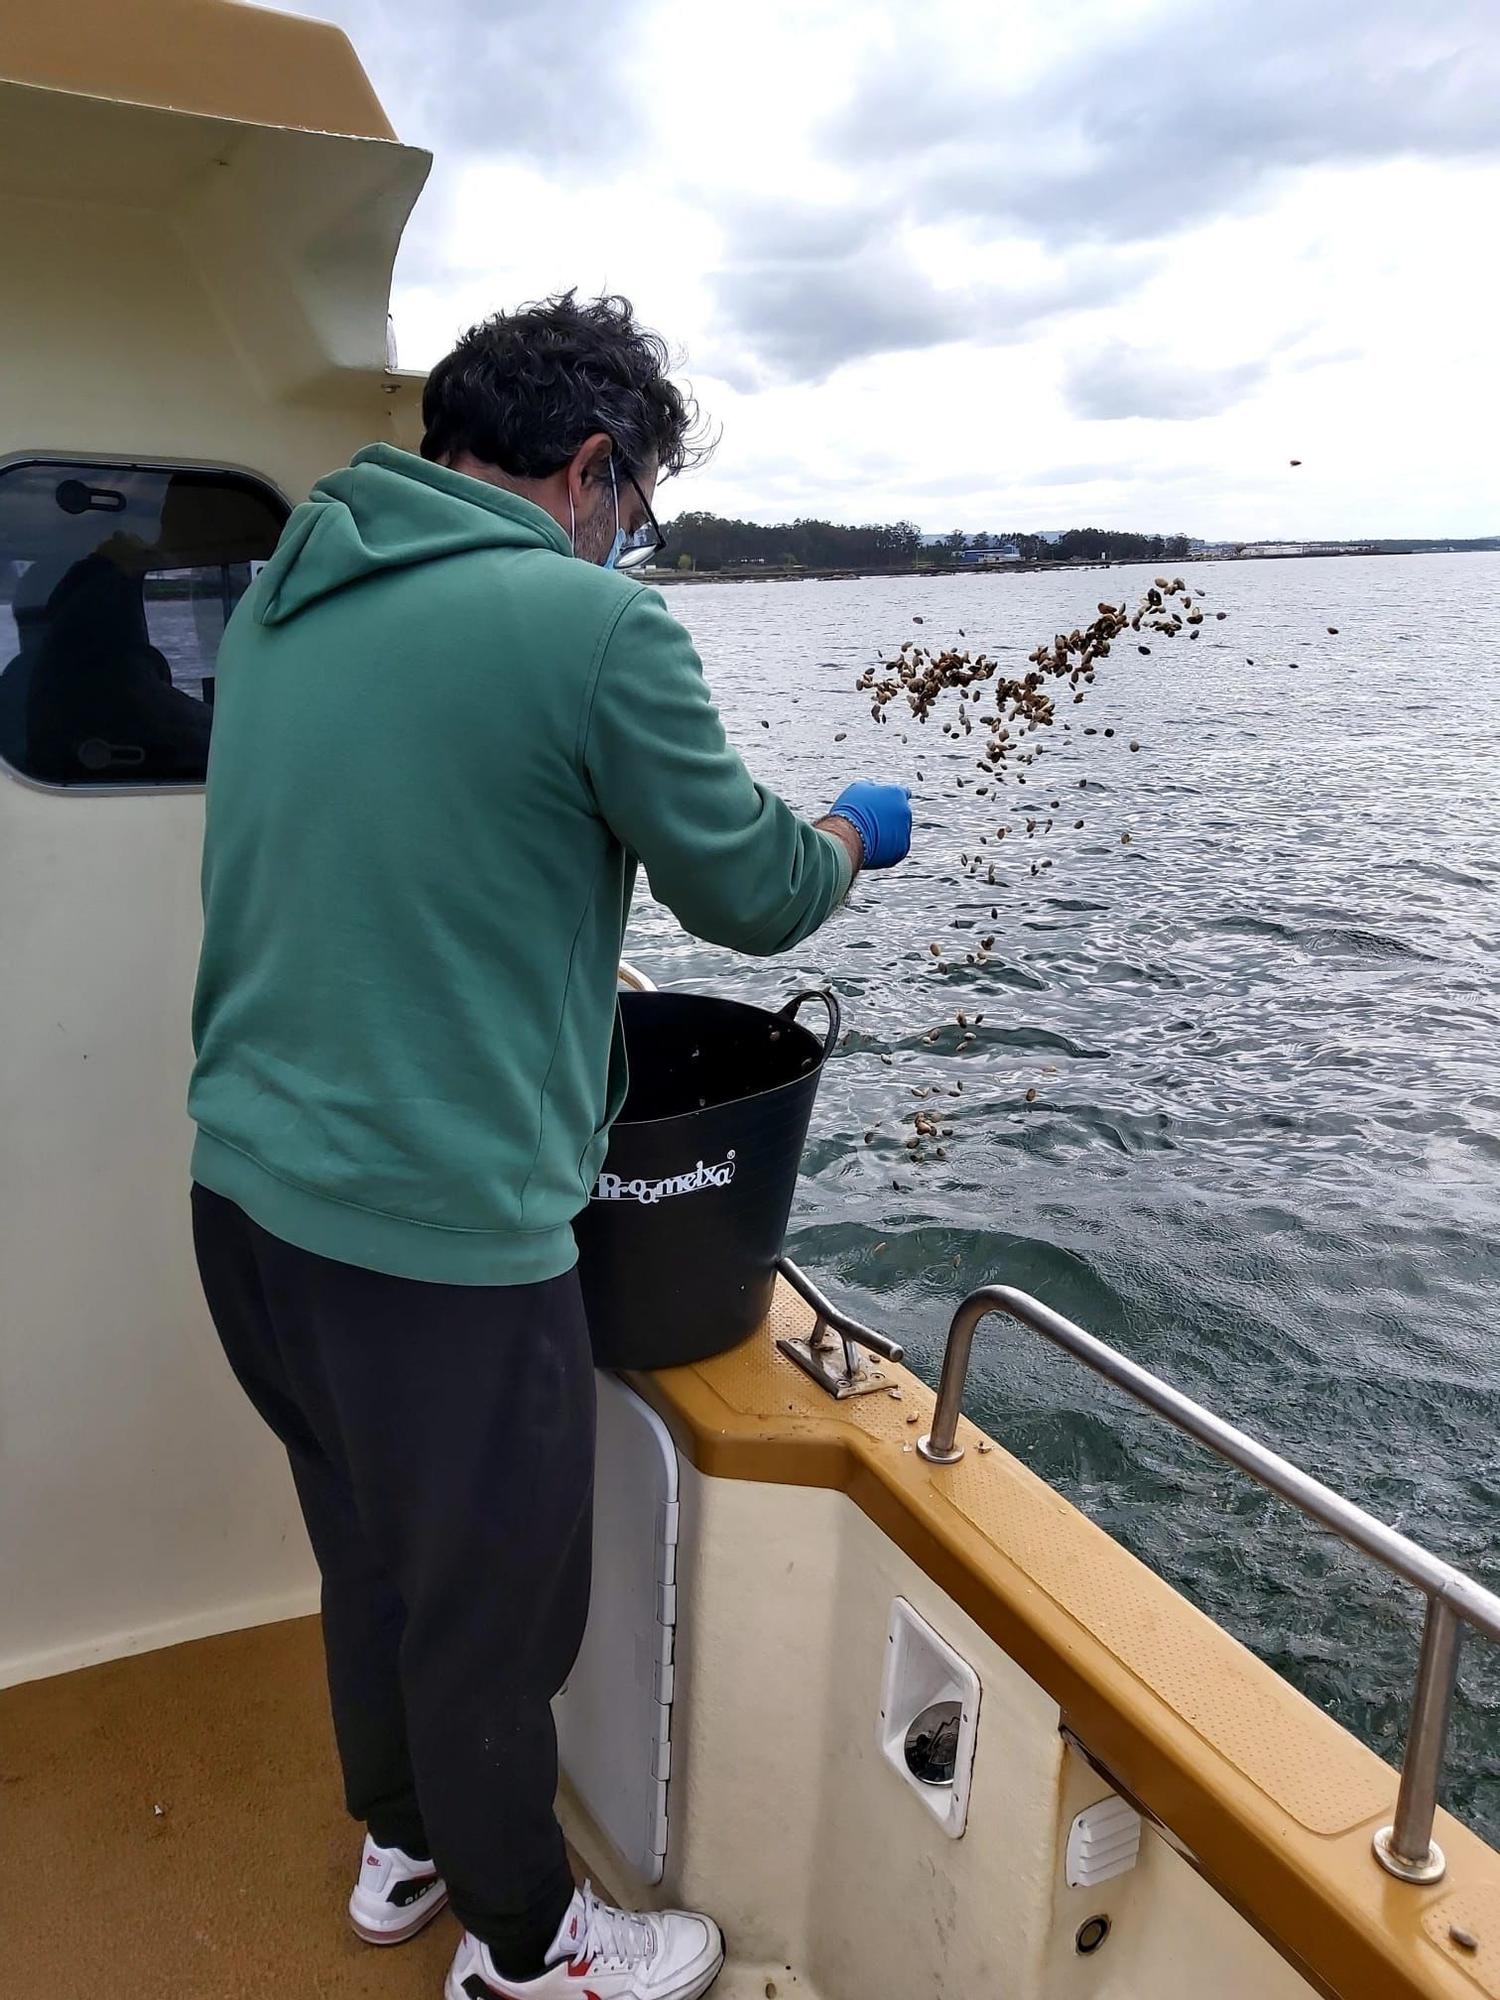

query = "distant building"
[{"left": 959, "top": 543, "right": 1021, "bottom": 565}]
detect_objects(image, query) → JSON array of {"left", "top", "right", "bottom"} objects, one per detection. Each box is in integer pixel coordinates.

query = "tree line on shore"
[{"left": 658, "top": 511, "right": 1196, "bottom": 571}]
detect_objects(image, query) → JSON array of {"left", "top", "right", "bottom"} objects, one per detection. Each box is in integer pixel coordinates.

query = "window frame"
[{"left": 0, "top": 449, "right": 293, "bottom": 797}]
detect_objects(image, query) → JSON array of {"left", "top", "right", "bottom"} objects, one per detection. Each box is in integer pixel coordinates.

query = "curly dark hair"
[{"left": 419, "top": 292, "right": 713, "bottom": 480}]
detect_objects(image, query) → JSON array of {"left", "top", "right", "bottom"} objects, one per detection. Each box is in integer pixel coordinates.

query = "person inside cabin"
[
  {"left": 14, "top": 526, "right": 212, "bottom": 784},
  {"left": 186, "top": 293, "right": 912, "bottom": 2000}
]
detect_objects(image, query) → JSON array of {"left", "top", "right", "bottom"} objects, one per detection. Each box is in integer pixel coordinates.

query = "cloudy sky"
[{"left": 277, "top": 0, "right": 1498, "bottom": 540}]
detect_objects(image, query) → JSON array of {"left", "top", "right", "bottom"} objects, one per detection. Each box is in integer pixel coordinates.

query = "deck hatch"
[{"left": 556, "top": 1371, "right": 680, "bottom": 1884}]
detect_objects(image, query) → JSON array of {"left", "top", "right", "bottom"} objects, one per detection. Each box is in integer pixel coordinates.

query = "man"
[{"left": 187, "top": 292, "right": 911, "bottom": 2000}]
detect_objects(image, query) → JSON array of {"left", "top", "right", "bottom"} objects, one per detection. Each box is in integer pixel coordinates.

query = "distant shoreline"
[{"left": 647, "top": 546, "right": 1498, "bottom": 586}]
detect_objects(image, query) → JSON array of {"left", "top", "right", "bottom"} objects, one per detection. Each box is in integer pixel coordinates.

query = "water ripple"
[{"left": 628, "top": 552, "right": 1500, "bottom": 1840}]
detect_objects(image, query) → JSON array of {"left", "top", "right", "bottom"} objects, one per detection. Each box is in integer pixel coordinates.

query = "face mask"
[{"left": 568, "top": 459, "right": 626, "bottom": 569}]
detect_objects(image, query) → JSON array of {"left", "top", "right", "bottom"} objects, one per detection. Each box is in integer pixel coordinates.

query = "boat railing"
[{"left": 909, "top": 1283, "right": 1500, "bottom": 1887}]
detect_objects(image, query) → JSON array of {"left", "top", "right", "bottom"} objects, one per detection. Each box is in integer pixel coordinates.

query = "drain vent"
[
  {"left": 1076, "top": 1914, "right": 1111, "bottom": 1956},
  {"left": 1065, "top": 1795, "right": 1142, "bottom": 1889}
]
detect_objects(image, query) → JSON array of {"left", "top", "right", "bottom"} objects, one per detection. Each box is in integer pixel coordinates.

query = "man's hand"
[{"left": 822, "top": 781, "right": 913, "bottom": 872}]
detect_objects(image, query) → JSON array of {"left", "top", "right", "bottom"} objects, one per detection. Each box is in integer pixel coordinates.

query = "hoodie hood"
[{"left": 255, "top": 443, "right": 573, "bottom": 625}]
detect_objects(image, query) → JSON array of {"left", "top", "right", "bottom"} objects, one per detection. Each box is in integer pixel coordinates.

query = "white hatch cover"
[{"left": 555, "top": 1371, "right": 680, "bottom": 1884}]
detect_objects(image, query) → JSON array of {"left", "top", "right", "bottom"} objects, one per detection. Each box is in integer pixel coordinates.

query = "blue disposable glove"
[{"left": 826, "top": 781, "right": 913, "bottom": 869}]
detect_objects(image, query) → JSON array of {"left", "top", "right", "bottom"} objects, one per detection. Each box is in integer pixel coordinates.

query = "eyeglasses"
[{"left": 614, "top": 463, "right": 667, "bottom": 572}]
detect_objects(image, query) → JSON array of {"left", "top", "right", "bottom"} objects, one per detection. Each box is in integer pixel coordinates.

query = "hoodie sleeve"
[{"left": 581, "top": 587, "right": 852, "bottom": 956}]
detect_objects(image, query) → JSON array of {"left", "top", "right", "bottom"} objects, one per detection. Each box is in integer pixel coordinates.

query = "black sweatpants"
[{"left": 191, "top": 1184, "right": 595, "bottom": 1978}]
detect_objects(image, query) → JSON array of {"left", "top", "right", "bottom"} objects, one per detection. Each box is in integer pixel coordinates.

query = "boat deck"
[
  {"left": 0, "top": 1617, "right": 481, "bottom": 1997},
  {"left": 8, "top": 1278, "right": 1500, "bottom": 2000}
]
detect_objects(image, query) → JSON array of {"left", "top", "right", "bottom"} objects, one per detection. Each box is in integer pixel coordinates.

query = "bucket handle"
[{"left": 775, "top": 988, "right": 842, "bottom": 1064}]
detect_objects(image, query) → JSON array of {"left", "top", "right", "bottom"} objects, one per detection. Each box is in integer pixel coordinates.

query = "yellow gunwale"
[{"left": 628, "top": 1280, "right": 1500, "bottom": 2000}]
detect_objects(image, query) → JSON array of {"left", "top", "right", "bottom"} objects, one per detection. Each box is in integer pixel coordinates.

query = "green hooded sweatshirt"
[{"left": 188, "top": 445, "right": 850, "bottom": 1285}]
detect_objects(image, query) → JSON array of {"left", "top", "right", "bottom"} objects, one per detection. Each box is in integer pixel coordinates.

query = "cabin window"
[{"left": 0, "top": 459, "right": 288, "bottom": 788}]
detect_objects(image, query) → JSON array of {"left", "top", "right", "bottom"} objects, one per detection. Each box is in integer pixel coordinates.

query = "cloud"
[
  {"left": 900, "top": 469, "right": 1025, "bottom": 499},
  {"left": 716, "top": 200, "right": 888, "bottom": 268},
  {"left": 267, "top": 0, "right": 640, "bottom": 162},
  {"left": 830, "top": 0, "right": 1500, "bottom": 248},
  {"left": 1287, "top": 343, "right": 1365, "bottom": 373},
  {"left": 1027, "top": 461, "right": 1143, "bottom": 487},
  {"left": 706, "top": 259, "right": 963, "bottom": 387},
  {"left": 265, "top": 0, "right": 1500, "bottom": 540},
  {"left": 704, "top": 202, "right": 1149, "bottom": 384},
  {"left": 697, "top": 0, "right": 1500, "bottom": 385},
  {"left": 1063, "top": 342, "right": 1270, "bottom": 421}
]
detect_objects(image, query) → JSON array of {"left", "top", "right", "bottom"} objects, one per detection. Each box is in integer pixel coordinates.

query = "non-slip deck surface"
[{"left": 1, "top": 1618, "right": 463, "bottom": 1999}]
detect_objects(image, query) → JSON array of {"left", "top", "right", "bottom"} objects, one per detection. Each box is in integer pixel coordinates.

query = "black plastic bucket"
[{"left": 574, "top": 988, "right": 840, "bottom": 1370}]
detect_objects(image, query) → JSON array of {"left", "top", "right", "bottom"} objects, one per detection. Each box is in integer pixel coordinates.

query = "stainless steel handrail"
[{"left": 915, "top": 1283, "right": 1500, "bottom": 1885}]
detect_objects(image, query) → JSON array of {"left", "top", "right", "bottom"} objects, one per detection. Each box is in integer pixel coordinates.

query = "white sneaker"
[
  {"left": 444, "top": 1880, "right": 724, "bottom": 1999},
  {"left": 347, "top": 1832, "right": 449, "bottom": 1945}
]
